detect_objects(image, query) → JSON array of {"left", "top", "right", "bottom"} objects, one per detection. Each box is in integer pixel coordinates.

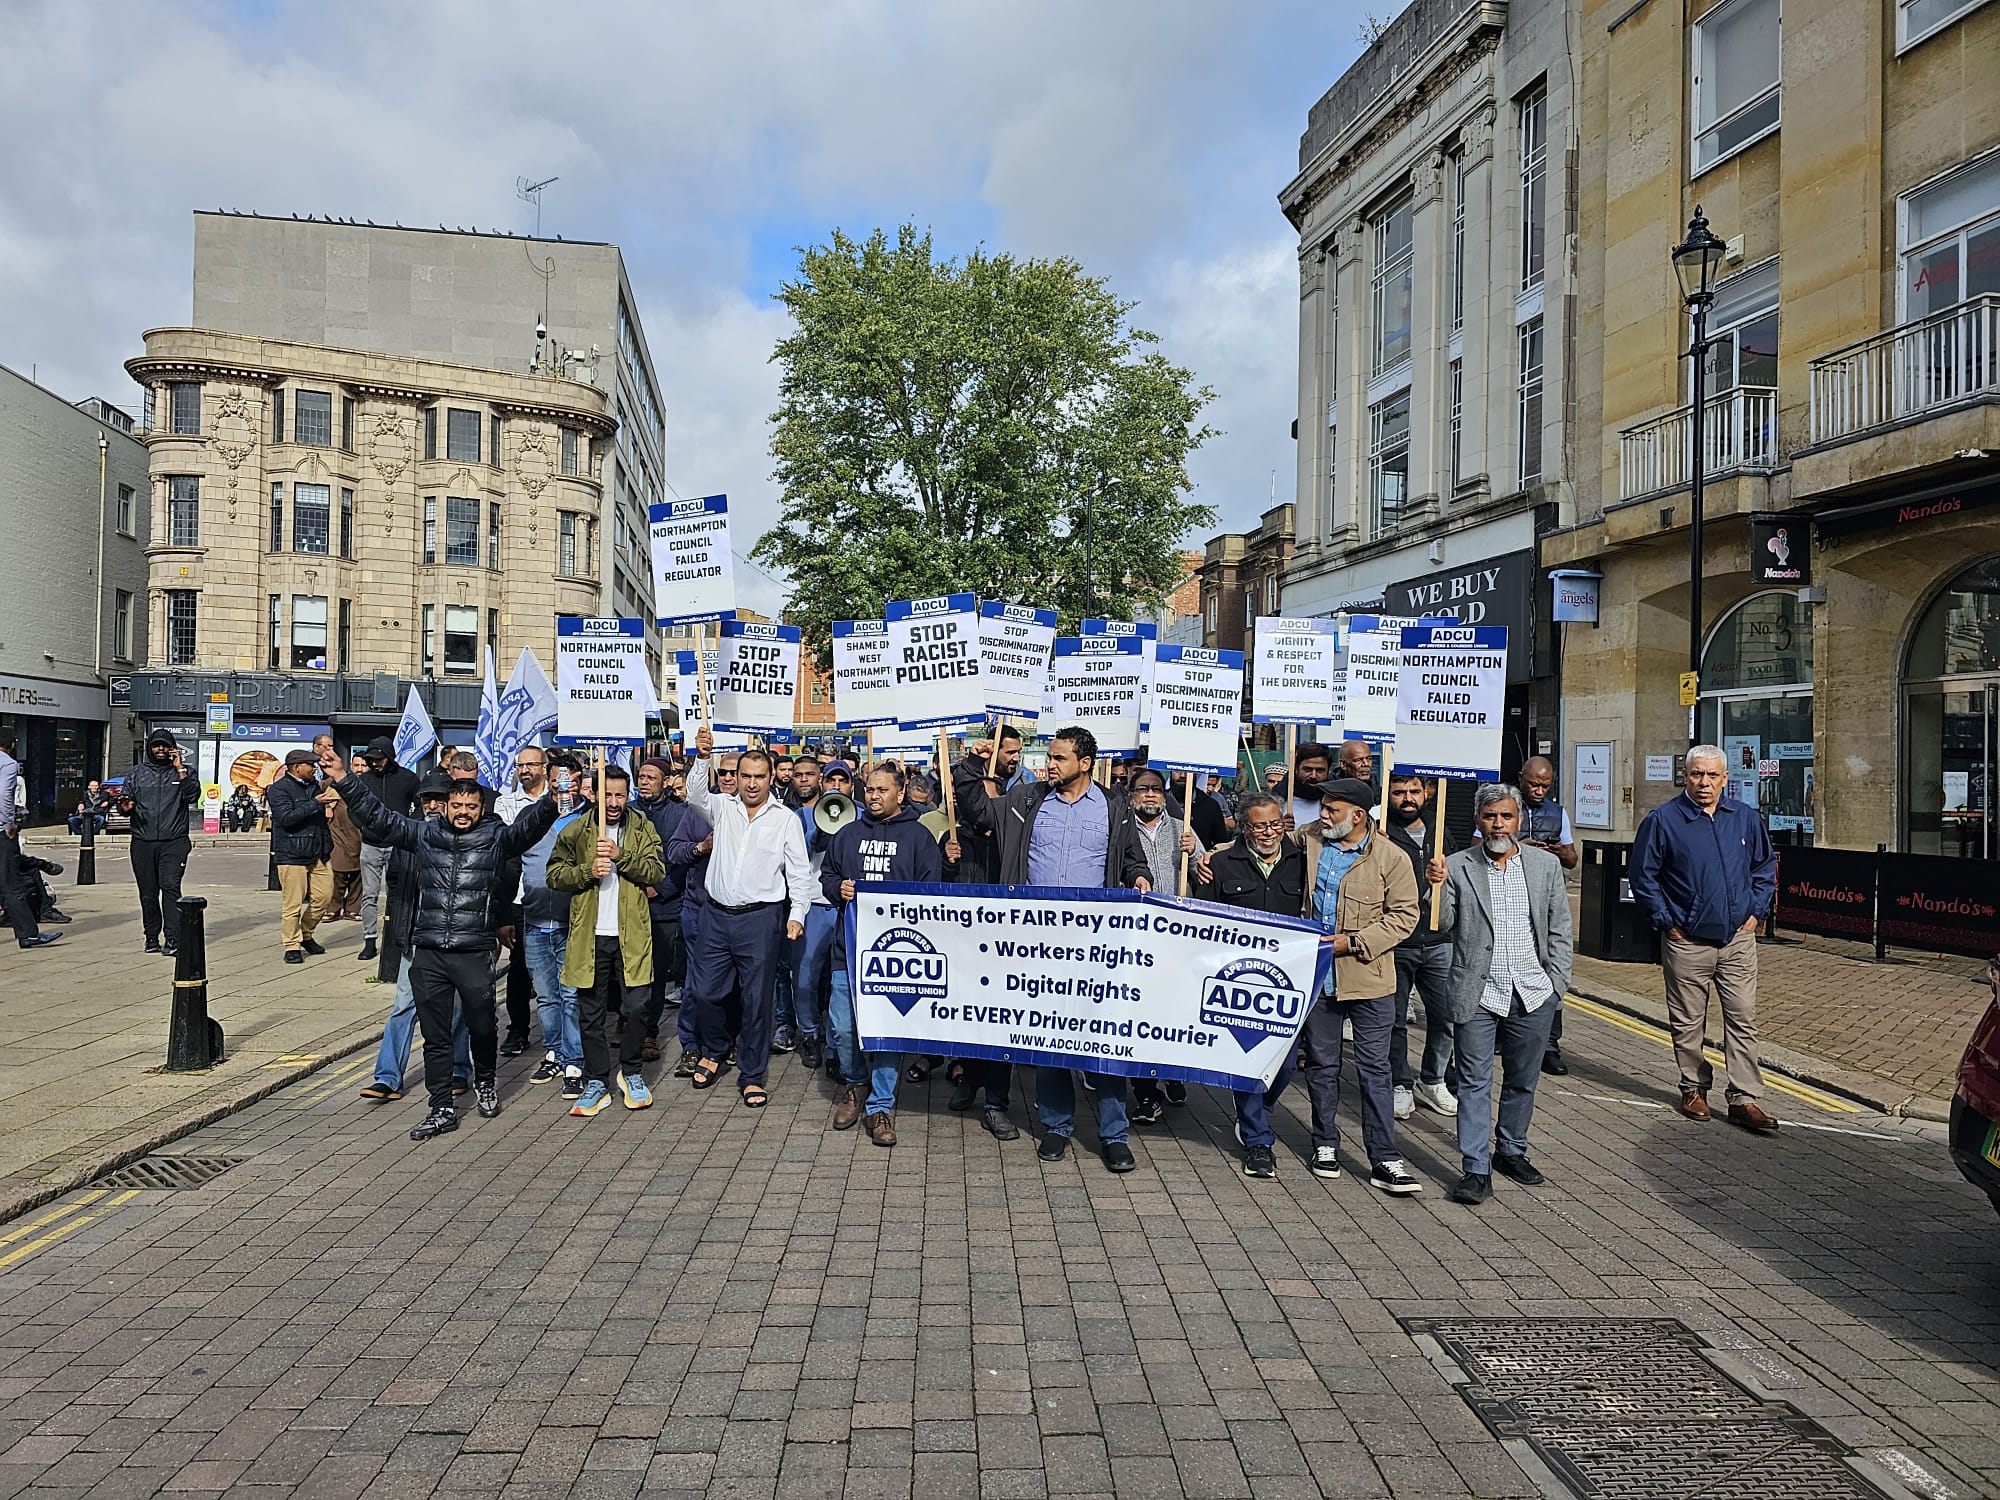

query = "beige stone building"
[
  {"left": 1555, "top": 0, "right": 2000, "bottom": 855},
  {"left": 123, "top": 329, "right": 614, "bottom": 746}
]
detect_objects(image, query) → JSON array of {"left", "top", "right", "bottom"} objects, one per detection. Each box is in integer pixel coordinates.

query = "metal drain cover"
[
  {"left": 91, "top": 1155, "right": 244, "bottom": 1191},
  {"left": 1407, "top": 1318, "right": 1892, "bottom": 1499}
]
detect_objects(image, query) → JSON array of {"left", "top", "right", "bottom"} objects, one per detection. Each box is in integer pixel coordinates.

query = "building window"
[
  {"left": 1368, "top": 393, "right": 1411, "bottom": 535},
  {"left": 294, "top": 390, "right": 332, "bottom": 447},
  {"left": 1900, "top": 150, "right": 2000, "bottom": 321},
  {"left": 444, "top": 605, "right": 478, "bottom": 675},
  {"left": 488, "top": 502, "right": 501, "bottom": 570},
  {"left": 1519, "top": 86, "right": 1547, "bottom": 292},
  {"left": 488, "top": 414, "right": 502, "bottom": 467},
  {"left": 810, "top": 678, "right": 827, "bottom": 706},
  {"left": 423, "top": 496, "right": 437, "bottom": 566},
  {"left": 1450, "top": 149, "right": 1467, "bottom": 334},
  {"left": 1372, "top": 195, "right": 1415, "bottom": 373},
  {"left": 1518, "top": 317, "right": 1545, "bottom": 486},
  {"left": 1692, "top": 0, "right": 1781, "bottom": 174},
  {"left": 168, "top": 476, "right": 200, "bottom": 547},
  {"left": 269, "top": 482, "right": 284, "bottom": 553},
  {"left": 341, "top": 396, "right": 355, "bottom": 452},
  {"left": 1204, "top": 597, "right": 1219, "bottom": 636},
  {"left": 445, "top": 496, "right": 480, "bottom": 566},
  {"left": 561, "top": 427, "right": 580, "bottom": 475},
  {"left": 293, "top": 483, "right": 331, "bottom": 555},
  {"left": 486, "top": 607, "right": 499, "bottom": 662},
  {"left": 422, "top": 407, "right": 437, "bottom": 460},
  {"left": 113, "top": 590, "right": 133, "bottom": 662},
  {"left": 165, "top": 590, "right": 198, "bottom": 666},
  {"left": 1244, "top": 591, "right": 1256, "bottom": 629},
  {"left": 559, "top": 512, "right": 578, "bottom": 576},
  {"left": 291, "top": 595, "right": 327, "bottom": 670},
  {"left": 339, "top": 487, "right": 355, "bottom": 559},
  {"left": 271, "top": 388, "right": 285, "bottom": 443},
  {"left": 1265, "top": 575, "right": 1280, "bottom": 614},
  {"left": 1899, "top": 0, "right": 1990, "bottom": 49},
  {"left": 268, "top": 595, "right": 281, "bottom": 669},
  {"left": 421, "top": 604, "right": 436, "bottom": 672},
  {"left": 584, "top": 517, "right": 597, "bottom": 575},
  {"left": 168, "top": 381, "right": 201, "bottom": 436},
  {"left": 116, "top": 483, "right": 135, "bottom": 536},
  {"left": 1449, "top": 359, "right": 1464, "bottom": 487},
  {"left": 446, "top": 408, "right": 482, "bottom": 463},
  {"left": 1702, "top": 258, "right": 1781, "bottom": 393},
  {"left": 338, "top": 599, "right": 352, "bottom": 673}
]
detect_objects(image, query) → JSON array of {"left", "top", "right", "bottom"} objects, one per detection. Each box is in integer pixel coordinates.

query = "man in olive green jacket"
[{"left": 547, "top": 765, "right": 666, "bottom": 1115}]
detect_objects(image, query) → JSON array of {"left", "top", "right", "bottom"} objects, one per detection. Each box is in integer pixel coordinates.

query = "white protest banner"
[
  {"left": 1082, "top": 618, "right": 1157, "bottom": 728},
  {"left": 554, "top": 617, "right": 648, "bottom": 745},
  {"left": 1049, "top": 635, "right": 1145, "bottom": 754},
  {"left": 648, "top": 495, "right": 735, "bottom": 626},
  {"left": 1341, "top": 613, "right": 1450, "bottom": 743},
  {"left": 1250, "top": 617, "right": 1342, "bottom": 728},
  {"left": 871, "top": 721, "right": 943, "bottom": 758},
  {"left": 1395, "top": 624, "right": 1509, "bottom": 779},
  {"left": 848, "top": 886, "right": 1332, "bottom": 1090},
  {"left": 831, "top": 619, "right": 897, "bottom": 731},
  {"left": 674, "top": 650, "right": 749, "bottom": 751},
  {"left": 885, "top": 593, "right": 985, "bottom": 730},
  {"left": 712, "top": 620, "right": 800, "bottom": 738},
  {"left": 979, "top": 602, "right": 1057, "bottom": 720},
  {"left": 1147, "top": 646, "right": 1245, "bottom": 776}
]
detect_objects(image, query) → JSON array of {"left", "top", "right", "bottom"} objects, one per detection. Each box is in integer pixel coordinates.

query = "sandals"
[
  {"left": 690, "top": 1058, "right": 727, "bottom": 1089},
  {"left": 741, "top": 1084, "right": 769, "bottom": 1109}
]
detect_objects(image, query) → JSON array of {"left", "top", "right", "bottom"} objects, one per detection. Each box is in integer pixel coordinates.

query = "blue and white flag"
[
  {"left": 392, "top": 685, "right": 437, "bottom": 768},
  {"left": 476, "top": 648, "right": 562, "bottom": 787},
  {"left": 474, "top": 649, "right": 504, "bottom": 787}
]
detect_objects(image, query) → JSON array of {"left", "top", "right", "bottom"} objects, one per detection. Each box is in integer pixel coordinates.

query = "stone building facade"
[{"left": 1553, "top": 0, "right": 2000, "bottom": 853}]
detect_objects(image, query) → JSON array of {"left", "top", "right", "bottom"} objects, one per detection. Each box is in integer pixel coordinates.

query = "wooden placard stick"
[
  {"left": 1179, "top": 770, "right": 1194, "bottom": 897},
  {"left": 1284, "top": 724, "right": 1297, "bottom": 825},
  {"left": 595, "top": 745, "right": 607, "bottom": 841},
  {"left": 988, "top": 715, "right": 1006, "bottom": 779},
  {"left": 1429, "top": 777, "right": 1448, "bottom": 926}
]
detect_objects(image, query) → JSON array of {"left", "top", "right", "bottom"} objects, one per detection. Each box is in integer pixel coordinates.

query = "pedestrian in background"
[
  {"left": 267, "top": 748, "right": 333, "bottom": 964},
  {"left": 326, "top": 753, "right": 367, "bottom": 921},
  {"left": 359, "top": 772, "right": 470, "bottom": 1101},
  {"left": 113, "top": 728, "right": 201, "bottom": 956},
  {"left": 1630, "top": 744, "right": 1779, "bottom": 1134},
  {"left": 354, "top": 736, "right": 418, "bottom": 964},
  {"left": 1516, "top": 754, "right": 1579, "bottom": 1077},
  {"left": 1125, "top": 765, "right": 1198, "bottom": 1124},
  {"left": 631, "top": 755, "right": 705, "bottom": 1063},
  {"left": 0, "top": 727, "right": 60, "bottom": 951},
  {"left": 1382, "top": 771, "right": 1456, "bottom": 1120}
]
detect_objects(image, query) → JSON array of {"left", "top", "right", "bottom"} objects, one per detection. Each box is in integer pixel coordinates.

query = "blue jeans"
[
  {"left": 522, "top": 924, "right": 581, "bottom": 1070},
  {"left": 784, "top": 904, "right": 836, "bottom": 1040},
  {"left": 1234, "top": 1050, "right": 1299, "bottom": 1150},
  {"left": 1035, "top": 1067, "right": 1128, "bottom": 1146},
  {"left": 1392, "top": 943, "right": 1457, "bottom": 1088},
  {"left": 1454, "top": 995, "right": 1559, "bottom": 1174},
  {"left": 826, "top": 966, "right": 902, "bottom": 1110},
  {"left": 374, "top": 955, "right": 469, "bottom": 1090}
]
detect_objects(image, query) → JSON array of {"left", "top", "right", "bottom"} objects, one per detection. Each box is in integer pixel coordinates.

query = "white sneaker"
[
  {"left": 1414, "top": 1080, "right": 1459, "bottom": 1117},
  {"left": 1393, "top": 1084, "right": 1415, "bottom": 1120},
  {"left": 1310, "top": 1145, "right": 1342, "bottom": 1179}
]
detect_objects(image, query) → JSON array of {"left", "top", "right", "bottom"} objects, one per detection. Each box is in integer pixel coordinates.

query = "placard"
[
  {"left": 555, "top": 617, "right": 648, "bottom": 746},
  {"left": 648, "top": 495, "right": 735, "bottom": 626},
  {"left": 674, "top": 651, "right": 749, "bottom": 751},
  {"left": 1342, "top": 613, "right": 1444, "bottom": 743},
  {"left": 831, "top": 620, "right": 898, "bottom": 731},
  {"left": 1082, "top": 619, "right": 1158, "bottom": 728},
  {"left": 1573, "top": 742, "right": 1614, "bottom": 829},
  {"left": 1393, "top": 624, "right": 1508, "bottom": 780},
  {"left": 1147, "top": 646, "right": 1245, "bottom": 777},
  {"left": 712, "top": 620, "right": 800, "bottom": 738},
  {"left": 1644, "top": 755, "right": 1676, "bottom": 783},
  {"left": 886, "top": 594, "right": 985, "bottom": 731},
  {"left": 1774, "top": 846, "right": 1877, "bottom": 940},
  {"left": 979, "top": 602, "right": 1058, "bottom": 720},
  {"left": 849, "top": 884, "right": 1332, "bottom": 1090},
  {"left": 1250, "top": 617, "right": 1342, "bottom": 727},
  {"left": 1048, "top": 635, "right": 1146, "bottom": 755}
]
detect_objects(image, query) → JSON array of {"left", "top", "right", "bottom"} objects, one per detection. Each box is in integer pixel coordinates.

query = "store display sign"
[
  {"left": 1775, "top": 846, "right": 1878, "bottom": 941},
  {"left": 1750, "top": 514, "right": 1811, "bottom": 586},
  {"left": 1878, "top": 852, "right": 2000, "bottom": 959}
]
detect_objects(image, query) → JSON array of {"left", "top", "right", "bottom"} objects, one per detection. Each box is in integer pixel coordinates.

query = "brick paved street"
[{"left": 0, "top": 990, "right": 1993, "bottom": 1499}]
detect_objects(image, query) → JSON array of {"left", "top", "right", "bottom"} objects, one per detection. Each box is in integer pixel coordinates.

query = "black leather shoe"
[
  {"left": 302, "top": 938, "right": 326, "bottom": 956},
  {"left": 1446, "top": 1173, "right": 1492, "bottom": 1206},
  {"left": 499, "top": 1034, "right": 527, "bottom": 1059},
  {"left": 283, "top": 950, "right": 304, "bottom": 964},
  {"left": 1493, "top": 1153, "right": 1545, "bottom": 1186},
  {"left": 1037, "top": 1133, "right": 1070, "bottom": 1163},
  {"left": 1541, "top": 1047, "right": 1569, "bottom": 1076},
  {"left": 1100, "top": 1141, "right": 1137, "bottom": 1173},
  {"left": 17, "top": 934, "right": 63, "bottom": 951},
  {"left": 357, "top": 939, "right": 377, "bottom": 961}
]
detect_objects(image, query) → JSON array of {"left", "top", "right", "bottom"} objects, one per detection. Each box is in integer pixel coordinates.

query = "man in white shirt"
[{"left": 686, "top": 725, "right": 813, "bottom": 1108}]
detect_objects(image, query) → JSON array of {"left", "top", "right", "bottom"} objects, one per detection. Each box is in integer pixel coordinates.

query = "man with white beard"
[{"left": 1424, "top": 783, "right": 1573, "bottom": 1207}]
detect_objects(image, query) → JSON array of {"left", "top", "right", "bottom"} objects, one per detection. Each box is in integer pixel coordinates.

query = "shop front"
[
  {"left": 1901, "top": 555, "right": 2000, "bottom": 859},
  {"left": 1696, "top": 591, "right": 1817, "bottom": 842},
  {"left": 0, "top": 672, "right": 109, "bottom": 824}
]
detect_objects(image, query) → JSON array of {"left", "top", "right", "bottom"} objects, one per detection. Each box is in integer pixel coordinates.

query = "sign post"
[
  {"left": 832, "top": 620, "right": 898, "bottom": 735},
  {"left": 1250, "top": 617, "right": 1342, "bottom": 735},
  {"left": 556, "top": 619, "right": 648, "bottom": 828},
  {"left": 885, "top": 594, "right": 986, "bottom": 731},
  {"left": 712, "top": 620, "right": 801, "bottom": 742},
  {"left": 1048, "top": 635, "right": 1146, "bottom": 757},
  {"left": 649, "top": 493, "right": 736, "bottom": 744},
  {"left": 1396, "top": 623, "right": 1509, "bottom": 922}
]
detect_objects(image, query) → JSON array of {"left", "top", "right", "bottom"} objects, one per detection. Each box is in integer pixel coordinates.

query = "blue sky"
[{"left": 0, "top": 0, "right": 1373, "bottom": 615}]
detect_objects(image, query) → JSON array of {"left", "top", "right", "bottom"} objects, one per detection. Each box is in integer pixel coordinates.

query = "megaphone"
[
  {"left": 919, "top": 809, "right": 953, "bottom": 843},
  {"left": 814, "top": 792, "right": 856, "bottom": 837}
]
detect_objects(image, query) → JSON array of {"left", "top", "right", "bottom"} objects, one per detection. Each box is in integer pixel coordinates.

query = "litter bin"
[{"left": 1578, "top": 840, "right": 1661, "bottom": 963}]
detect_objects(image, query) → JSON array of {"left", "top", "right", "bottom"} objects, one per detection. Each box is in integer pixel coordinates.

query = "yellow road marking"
[
  {"left": 287, "top": 1057, "right": 374, "bottom": 1105},
  {"left": 0, "top": 1216, "right": 99, "bottom": 1269},
  {"left": 0, "top": 1190, "right": 106, "bottom": 1247},
  {"left": 0, "top": 1191, "right": 136, "bottom": 1270},
  {"left": 264, "top": 1053, "right": 322, "bottom": 1068},
  {"left": 1563, "top": 994, "right": 1861, "bottom": 1114}
]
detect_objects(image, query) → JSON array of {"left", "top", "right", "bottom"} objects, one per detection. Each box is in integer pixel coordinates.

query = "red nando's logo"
[
  {"left": 1896, "top": 497, "right": 1962, "bottom": 525},
  {"left": 1787, "top": 880, "right": 1868, "bottom": 905},
  {"left": 1893, "top": 889, "right": 1997, "bottom": 918}
]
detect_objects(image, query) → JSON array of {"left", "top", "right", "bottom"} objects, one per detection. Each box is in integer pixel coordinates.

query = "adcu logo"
[
  {"left": 1198, "top": 956, "right": 1306, "bottom": 1053},
  {"left": 857, "top": 926, "right": 950, "bottom": 1017}
]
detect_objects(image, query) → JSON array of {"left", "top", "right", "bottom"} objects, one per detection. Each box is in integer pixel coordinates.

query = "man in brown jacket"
[
  {"left": 1295, "top": 776, "right": 1423, "bottom": 1193},
  {"left": 326, "top": 752, "right": 367, "bottom": 920}
]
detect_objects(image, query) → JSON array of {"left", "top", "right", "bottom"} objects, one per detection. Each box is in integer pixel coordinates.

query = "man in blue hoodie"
[{"left": 821, "top": 761, "right": 950, "bottom": 1147}]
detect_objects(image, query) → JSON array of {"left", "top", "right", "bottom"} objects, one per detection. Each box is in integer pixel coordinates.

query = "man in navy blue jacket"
[
  {"left": 821, "top": 761, "right": 950, "bottom": 1148},
  {"left": 1630, "top": 744, "right": 1779, "bottom": 1133}
]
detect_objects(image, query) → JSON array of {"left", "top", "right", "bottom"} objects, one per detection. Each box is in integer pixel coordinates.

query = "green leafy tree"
[{"left": 754, "top": 225, "right": 1217, "bottom": 666}]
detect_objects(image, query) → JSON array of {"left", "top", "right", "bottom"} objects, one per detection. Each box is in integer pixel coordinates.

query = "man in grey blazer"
[{"left": 1424, "top": 782, "right": 1574, "bottom": 1206}]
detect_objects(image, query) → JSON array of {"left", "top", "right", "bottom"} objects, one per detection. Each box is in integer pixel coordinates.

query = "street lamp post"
[
  {"left": 1084, "top": 477, "right": 1121, "bottom": 621},
  {"left": 1673, "top": 206, "right": 1727, "bottom": 747}
]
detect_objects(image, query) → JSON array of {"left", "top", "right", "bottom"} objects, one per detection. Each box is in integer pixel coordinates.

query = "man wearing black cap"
[
  {"left": 354, "top": 735, "right": 419, "bottom": 964},
  {"left": 114, "top": 728, "right": 202, "bottom": 955},
  {"left": 268, "top": 748, "right": 334, "bottom": 963}
]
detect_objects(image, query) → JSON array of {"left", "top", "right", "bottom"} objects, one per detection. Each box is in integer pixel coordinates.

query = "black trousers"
[
  {"left": 0, "top": 832, "right": 36, "bottom": 944},
  {"left": 968, "top": 1058, "right": 1012, "bottom": 1111},
  {"left": 691, "top": 903, "right": 786, "bottom": 1086},
  {"left": 579, "top": 935, "right": 646, "bottom": 1081},
  {"left": 130, "top": 836, "right": 191, "bottom": 946},
  {"left": 410, "top": 946, "right": 498, "bottom": 1108},
  {"left": 642, "top": 914, "right": 682, "bottom": 1038},
  {"left": 504, "top": 936, "right": 532, "bottom": 1040}
]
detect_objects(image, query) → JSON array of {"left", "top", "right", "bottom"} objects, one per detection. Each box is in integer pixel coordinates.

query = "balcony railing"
[
  {"left": 1617, "top": 386, "right": 1780, "bottom": 501},
  {"left": 1809, "top": 295, "right": 2000, "bottom": 446}
]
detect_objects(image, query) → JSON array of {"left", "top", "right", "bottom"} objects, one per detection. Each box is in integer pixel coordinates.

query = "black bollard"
[
  {"left": 165, "top": 896, "right": 225, "bottom": 1070},
  {"left": 77, "top": 813, "right": 96, "bottom": 886}
]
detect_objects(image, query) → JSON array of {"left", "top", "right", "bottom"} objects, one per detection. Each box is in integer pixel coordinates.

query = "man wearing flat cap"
[{"left": 268, "top": 747, "right": 335, "bottom": 964}]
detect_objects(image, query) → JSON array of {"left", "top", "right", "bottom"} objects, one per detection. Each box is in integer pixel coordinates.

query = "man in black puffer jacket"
[
  {"left": 114, "top": 728, "right": 202, "bottom": 956},
  {"left": 322, "top": 746, "right": 559, "bottom": 1142},
  {"left": 267, "top": 749, "right": 335, "bottom": 963}
]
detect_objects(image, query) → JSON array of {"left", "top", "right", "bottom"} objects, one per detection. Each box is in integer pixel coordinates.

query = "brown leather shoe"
[
  {"left": 1727, "top": 1100, "right": 1780, "bottom": 1133},
  {"left": 1680, "top": 1091, "right": 1712, "bottom": 1121},
  {"left": 865, "top": 1110, "right": 897, "bottom": 1147},
  {"left": 832, "top": 1083, "right": 865, "bottom": 1131},
  {"left": 640, "top": 1037, "right": 662, "bottom": 1063}
]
